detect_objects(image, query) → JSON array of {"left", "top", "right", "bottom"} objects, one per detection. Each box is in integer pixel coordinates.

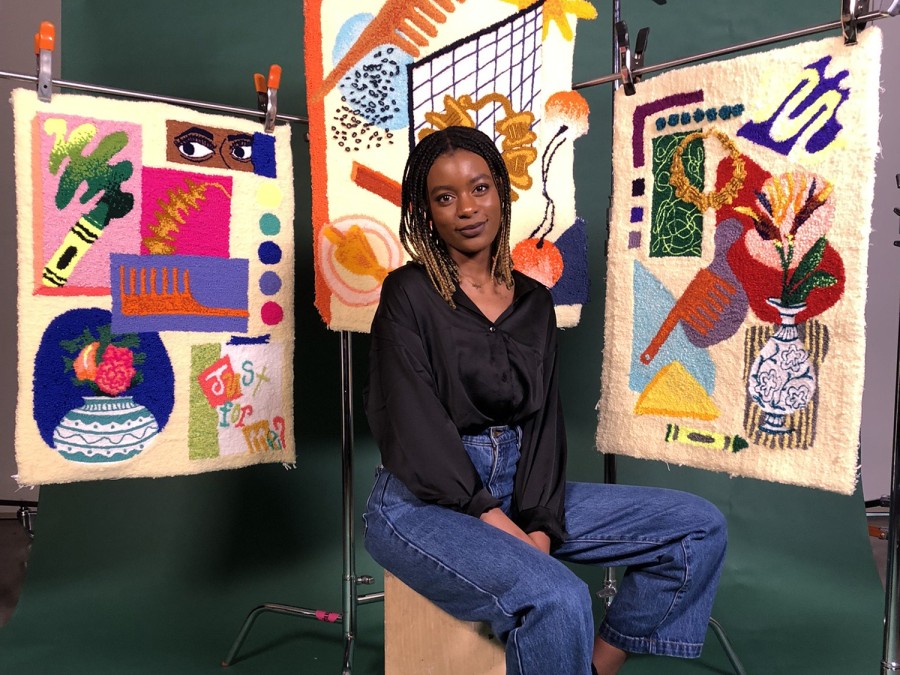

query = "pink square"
[{"left": 140, "top": 168, "right": 232, "bottom": 257}]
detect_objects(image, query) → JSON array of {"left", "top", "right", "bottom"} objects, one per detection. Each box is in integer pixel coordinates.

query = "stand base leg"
[
  {"left": 342, "top": 632, "right": 355, "bottom": 675},
  {"left": 221, "top": 603, "right": 342, "bottom": 667},
  {"left": 708, "top": 617, "right": 746, "bottom": 675}
]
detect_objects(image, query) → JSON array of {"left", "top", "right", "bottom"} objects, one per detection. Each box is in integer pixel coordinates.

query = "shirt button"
[{"left": 489, "top": 326, "right": 496, "bottom": 333}]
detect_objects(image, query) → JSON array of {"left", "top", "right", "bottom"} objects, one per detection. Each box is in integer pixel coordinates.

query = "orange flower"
[{"left": 73, "top": 341, "right": 100, "bottom": 382}]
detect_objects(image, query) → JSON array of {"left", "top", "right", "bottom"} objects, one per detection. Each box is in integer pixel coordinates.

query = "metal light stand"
[
  {"left": 222, "top": 332, "right": 383, "bottom": 674},
  {"left": 0, "top": 499, "right": 38, "bottom": 537},
  {"left": 880, "top": 181, "right": 900, "bottom": 674},
  {"left": 595, "top": 0, "right": 622, "bottom": 610}
]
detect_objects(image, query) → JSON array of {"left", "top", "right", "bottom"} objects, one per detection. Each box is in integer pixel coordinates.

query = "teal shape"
[
  {"left": 259, "top": 213, "right": 280, "bottom": 236},
  {"left": 629, "top": 260, "right": 715, "bottom": 394}
]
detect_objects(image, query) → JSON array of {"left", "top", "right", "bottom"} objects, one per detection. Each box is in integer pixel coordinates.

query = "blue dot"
[
  {"left": 258, "top": 241, "right": 282, "bottom": 265},
  {"left": 259, "top": 271, "right": 282, "bottom": 295},
  {"left": 260, "top": 213, "right": 281, "bottom": 236}
]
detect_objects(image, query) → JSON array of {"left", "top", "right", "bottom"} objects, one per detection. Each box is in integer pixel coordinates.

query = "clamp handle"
[
  {"left": 264, "top": 64, "right": 282, "bottom": 133},
  {"left": 615, "top": 21, "right": 635, "bottom": 96},
  {"left": 841, "top": 0, "right": 870, "bottom": 45},
  {"left": 34, "top": 21, "right": 55, "bottom": 102}
]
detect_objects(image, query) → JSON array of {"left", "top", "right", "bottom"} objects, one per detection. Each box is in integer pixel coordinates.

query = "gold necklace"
[{"left": 459, "top": 274, "right": 492, "bottom": 290}]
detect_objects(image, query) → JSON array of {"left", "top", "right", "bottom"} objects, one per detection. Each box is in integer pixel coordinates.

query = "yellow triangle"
[{"left": 634, "top": 361, "right": 719, "bottom": 421}]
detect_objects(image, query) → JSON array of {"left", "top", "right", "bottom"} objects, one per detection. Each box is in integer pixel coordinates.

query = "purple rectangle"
[{"left": 110, "top": 253, "right": 249, "bottom": 333}]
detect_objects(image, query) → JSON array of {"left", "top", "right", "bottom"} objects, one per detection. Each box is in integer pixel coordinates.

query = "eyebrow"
[
  {"left": 428, "top": 173, "right": 493, "bottom": 196},
  {"left": 175, "top": 126, "right": 215, "bottom": 141}
]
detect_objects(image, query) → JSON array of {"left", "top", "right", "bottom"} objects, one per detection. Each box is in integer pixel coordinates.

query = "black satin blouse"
[{"left": 365, "top": 262, "right": 568, "bottom": 544}]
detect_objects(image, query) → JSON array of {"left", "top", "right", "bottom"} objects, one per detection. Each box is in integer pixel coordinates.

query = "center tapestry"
[
  {"left": 13, "top": 89, "right": 296, "bottom": 485},
  {"left": 304, "top": 0, "right": 596, "bottom": 332},
  {"left": 597, "top": 29, "right": 883, "bottom": 494}
]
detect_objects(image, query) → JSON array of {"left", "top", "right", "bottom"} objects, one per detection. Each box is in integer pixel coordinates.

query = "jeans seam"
[
  {"left": 378, "top": 477, "right": 518, "bottom": 623},
  {"left": 597, "top": 620, "right": 703, "bottom": 658},
  {"left": 645, "top": 537, "right": 691, "bottom": 636},
  {"left": 560, "top": 533, "right": 690, "bottom": 642},
  {"left": 488, "top": 435, "right": 500, "bottom": 489}
]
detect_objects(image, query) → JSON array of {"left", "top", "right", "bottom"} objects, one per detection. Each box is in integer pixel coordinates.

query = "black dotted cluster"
[
  {"left": 330, "top": 103, "right": 394, "bottom": 153},
  {"left": 330, "top": 47, "right": 402, "bottom": 152}
]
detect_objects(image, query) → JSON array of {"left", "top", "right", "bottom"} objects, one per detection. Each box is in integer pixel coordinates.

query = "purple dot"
[
  {"left": 632, "top": 178, "right": 645, "bottom": 197},
  {"left": 258, "top": 241, "right": 282, "bottom": 265},
  {"left": 259, "top": 271, "right": 282, "bottom": 295}
]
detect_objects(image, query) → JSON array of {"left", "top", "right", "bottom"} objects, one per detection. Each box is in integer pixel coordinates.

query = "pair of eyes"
[
  {"left": 174, "top": 132, "right": 253, "bottom": 163},
  {"left": 432, "top": 183, "right": 492, "bottom": 206}
]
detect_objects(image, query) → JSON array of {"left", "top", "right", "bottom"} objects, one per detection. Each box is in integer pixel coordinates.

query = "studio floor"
[{"left": 0, "top": 506, "right": 891, "bottom": 674}]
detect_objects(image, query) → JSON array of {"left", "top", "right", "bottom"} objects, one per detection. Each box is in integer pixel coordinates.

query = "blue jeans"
[{"left": 364, "top": 427, "right": 727, "bottom": 675}]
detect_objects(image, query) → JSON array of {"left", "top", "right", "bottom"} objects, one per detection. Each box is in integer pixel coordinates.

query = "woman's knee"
[
  {"left": 694, "top": 497, "right": 727, "bottom": 543},
  {"left": 515, "top": 563, "right": 593, "bottom": 621},
  {"left": 686, "top": 497, "right": 728, "bottom": 573}
]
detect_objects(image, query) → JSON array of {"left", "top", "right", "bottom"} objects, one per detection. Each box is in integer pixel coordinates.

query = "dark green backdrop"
[{"left": 0, "top": 2, "right": 885, "bottom": 673}]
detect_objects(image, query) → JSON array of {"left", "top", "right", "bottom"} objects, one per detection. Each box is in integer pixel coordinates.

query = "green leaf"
[
  {"left": 789, "top": 237, "right": 828, "bottom": 290},
  {"left": 74, "top": 327, "right": 94, "bottom": 350},
  {"left": 116, "top": 334, "right": 141, "bottom": 349},
  {"left": 59, "top": 338, "right": 80, "bottom": 354},
  {"left": 783, "top": 270, "right": 837, "bottom": 306}
]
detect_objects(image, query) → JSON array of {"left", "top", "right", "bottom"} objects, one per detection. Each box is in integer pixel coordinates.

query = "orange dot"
[{"left": 512, "top": 239, "right": 564, "bottom": 287}]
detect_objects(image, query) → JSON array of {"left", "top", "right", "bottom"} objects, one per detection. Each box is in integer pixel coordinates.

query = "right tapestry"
[{"left": 597, "top": 29, "right": 882, "bottom": 494}]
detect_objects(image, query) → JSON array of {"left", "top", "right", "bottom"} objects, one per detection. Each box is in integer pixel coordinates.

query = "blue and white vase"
[
  {"left": 747, "top": 299, "right": 817, "bottom": 434},
  {"left": 52, "top": 395, "right": 159, "bottom": 463}
]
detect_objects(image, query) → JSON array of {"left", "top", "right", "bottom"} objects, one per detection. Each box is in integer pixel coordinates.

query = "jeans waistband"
[{"left": 460, "top": 425, "right": 518, "bottom": 446}]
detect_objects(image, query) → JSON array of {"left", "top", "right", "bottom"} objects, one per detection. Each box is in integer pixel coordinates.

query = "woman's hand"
[
  {"left": 527, "top": 530, "right": 551, "bottom": 554},
  {"left": 480, "top": 508, "right": 548, "bottom": 553}
]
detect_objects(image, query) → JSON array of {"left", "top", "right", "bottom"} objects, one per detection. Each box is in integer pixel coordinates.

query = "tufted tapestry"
[
  {"left": 12, "top": 89, "right": 296, "bottom": 485},
  {"left": 597, "top": 29, "right": 882, "bottom": 494},
  {"left": 304, "top": 0, "right": 597, "bottom": 331}
]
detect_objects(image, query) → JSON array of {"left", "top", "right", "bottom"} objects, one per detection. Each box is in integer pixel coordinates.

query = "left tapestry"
[{"left": 12, "top": 89, "right": 296, "bottom": 485}]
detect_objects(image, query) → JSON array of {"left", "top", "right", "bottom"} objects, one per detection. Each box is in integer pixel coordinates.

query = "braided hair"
[{"left": 399, "top": 126, "right": 514, "bottom": 307}]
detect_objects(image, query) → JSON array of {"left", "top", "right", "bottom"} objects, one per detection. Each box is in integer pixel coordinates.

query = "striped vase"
[{"left": 52, "top": 396, "right": 159, "bottom": 463}]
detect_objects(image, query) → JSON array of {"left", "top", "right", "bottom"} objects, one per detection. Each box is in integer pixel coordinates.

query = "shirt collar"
[{"left": 451, "top": 270, "right": 542, "bottom": 319}]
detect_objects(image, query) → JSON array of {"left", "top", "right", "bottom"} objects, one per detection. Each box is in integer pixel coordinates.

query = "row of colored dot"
[
  {"left": 256, "top": 184, "right": 285, "bottom": 326},
  {"left": 655, "top": 104, "right": 745, "bottom": 131},
  {"left": 629, "top": 176, "right": 646, "bottom": 249}
]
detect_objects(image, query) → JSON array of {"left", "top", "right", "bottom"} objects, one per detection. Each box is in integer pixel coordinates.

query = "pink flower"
[
  {"left": 95, "top": 345, "right": 136, "bottom": 396},
  {"left": 737, "top": 171, "right": 834, "bottom": 271}
]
